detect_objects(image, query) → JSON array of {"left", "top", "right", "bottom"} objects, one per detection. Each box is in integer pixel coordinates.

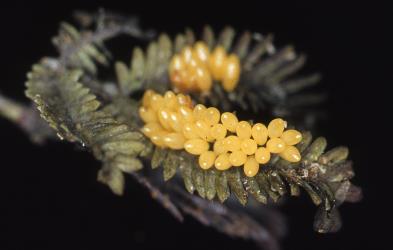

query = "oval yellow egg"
[
  {"left": 194, "top": 66, "right": 212, "bottom": 92},
  {"left": 222, "top": 54, "right": 241, "bottom": 91},
  {"left": 251, "top": 123, "right": 268, "bottom": 145},
  {"left": 209, "top": 46, "right": 227, "bottom": 80},
  {"left": 141, "top": 122, "right": 162, "bottom": 138},
  {"left": 281, "top": 129, "right": 302, "bottom": 145},
  {"left": 169, "top": 55, "right": 185, "bottom": 74},
  {"left": 171, "top": 69, "right": 191, "bottom": 92},
  {"left": 142, "top": 89, "right": 155, "bottom": 108},
  {"left": 193, "top": 104, "right": 206, "bottom": 121},
  {"left": 213, "top": 139, "right": 227, "bottom": 155},
  {"left": 178, "top": 106, "right": 194, "bottom": 123},
  {"left": 214, "top": 153, "right": 232, "bottom": 171},
  {"left": 195, "top": 120, "right": 210, "bottom": 141},
  {"left": 177, "top": 93, "right": 193, "bottom": 107},
  {"left": 210, "top": 123, "right": 227, "bottom": 140},
  {"left": 199, "top": 151, "right": 216, "bottom": 170},
  {"left": 244, "top": 157, "right": 260, "bottom": 177},
  {"left": 279, "top": 145, "right": 301, "bottom": 162},
  {"left": 184, "top": 138, "right": 209, "bottom": 155},
  {"left": 193, "top": 41, "right": 210, "bottom": 63},
  {"left": 182, "top": 122, "right": 200, "bottom": 139},
  {"left": 150, "top": 131, "right": 167, "bottom": 147},
  {"left": 223, "top": 135, "right": 241, "bottom": 152},
  {"left": 267, "top": 118, "right": 287, "bottom": 138},
  {"left": 241, "top": 138, "right": 257, "bottom": 155},
  {"left": 139, "top": 106, "right": 157, "bottom": 123},
  {"left": 221, "top": 112, "right": 238, "bottom": 132},
  {"left": 266, "top": 138, "right": 286, "bottom": 153},
  {"left": 236, "top": 121, "right": 252, "bottom": 139},
  {"left": 181, "top": 46, "right": 193, "bottom": 64},
  {"left": 157, "top": 108, "right": 172, "bottom": 130},
  {"left": 164, "top": 91, "right": 178, "bottom": 110},
  {"left": 163, "top": 133, "right": 186, "bottom": 150},
  {"left": 204, "top": 107, "right": 220, "bottom": 126},
  {"left": 150, "top": 94, "right": 165, "bottom": 111},
  {"left": 168, "top": 111, "right": 183, "bottom": 132},
  {"left": 229, "top": 150, "right": 247, "bottom": 167},
  {"left": 254, "top": 147, "right": 271, "bottom": 164}
]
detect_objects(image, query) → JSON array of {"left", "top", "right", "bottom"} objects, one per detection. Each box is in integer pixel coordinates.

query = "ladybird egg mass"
[
  {"left": 140, "top": 90, "right": 302, "bottom": 177},
  {"left": 169, "top": 41, "right": 241, "bottom": 93}
]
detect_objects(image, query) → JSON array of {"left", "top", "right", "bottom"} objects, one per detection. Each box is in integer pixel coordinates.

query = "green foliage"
[
  {"left": 26, "top": 63, "right": 148, "bottom": 195},
  {"left": 114, "top": 33, "right": 173, "bottom": 95},
  {"left": 53, "top": 22, "right": 109, "bottom": 74}
]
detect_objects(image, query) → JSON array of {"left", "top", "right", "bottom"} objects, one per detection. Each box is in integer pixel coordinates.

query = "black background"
[{"left": 1, "top": 1, "right": 391, "bottom": 250}]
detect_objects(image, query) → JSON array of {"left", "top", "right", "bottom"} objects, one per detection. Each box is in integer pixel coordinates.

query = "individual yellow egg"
[
  {"left": 193, "top": 104, "right": 206, "bottom": 121},
  {"left": 163, "top": 133, "right": 186, "bottom": 150},
  {"left": 171, "top": 69, "right": 190, "bottom": 92},
  {"left": 185, "top": 63, "right": 198, "bottom": 84},
  {"left": 150, "top": 94, "right": 165, "bottom": 111},
  {"left": 141, "top": 122, "right": 162, "bottom": 138},
  {"left": 181, "top": 46, "right": 193, "bottom": 64},
  {"left": 210, "top": 123, "right": 227, "bottom": 140},
  {"left": 209, "top": 46, "right": 227, "bottom": 80},
  {"left": 213, "top": 139, "right": 227, "bottom": 155},
  {"left": 281, "top": 129, "right": 303, "bottom": 145},
  {"left": 169, "top": 55, "right": 185, "bottom": 74},
  {"left": 182, "top": 122, "right": 200, "bottom": 139},
  {"left": 193, "top": 41, "right": 210, "bottom": 63},
  {"left": 254, "top": 147, "right": 271, "bottom": 164},
  {"left": 223, "top": 135, "right": 241, "bottom": 152},
  {"left": 221, "top": 112, "right": 238, "bottom": 132},
  {"left": 214, "top": 153, "right": 232, "bottom": 171},
  {"left": 164, "top": 91, "right": 178, "bottom": 110},
  {"left": 251, "top": 123, "right": 268, "bottom": 145},
  {"left": 236, "top": 121, "right": 252, "bottom": 139},
  {"left": 139, "top": 106, "right": 157, "bottom": 123},
  {"left": 195, "top": 120, "right": 211, "bottom": 141},
  {"left": 222, "top": 54, "right": 241, "bottom": 91},
  {"left": 241, "top": 138, "right": 257, "bottom": 155},
  {"left": 178, "top": 106, "right": 195, "bottom": 123},
  {"left": 183, "top": 70, "right": 196, "bottom": 92},
  {"left": 199, "top": 151, "right": 216, "bottom": 170},
  {"left": 244, "top": 157, "right": 260, "bottom": 177},
  {"left": 266, "top": 138, "right": 286, "bottom": 153},
  {"left": 194, "top": 66, "right": 212, "bottom": 92},
  {"left": 229, "top": 150, "right": 247, "bottom": 167},
  {"left": 150, "top": 131, "right": 167, "bottom": 147},
  {"left": 168, "top": 55, "right": 186, "bottom": 82},
  {"left": 279, "top": 145, "right": 301, "bottom": 162},
  {"left": 203, "top": 107, "right": 220, "bottom": 126},
  {"left": 157, "top": 108, "right": 172, "bottom": 130},
  {"left": 267, "top": 118, "right": 287, "bottom": 138},
  {"left": 184, "top": 138, "right": 209, "bottom": 155},
  {"left": 177, "top": 93, "right": 193, "bottom": 107},
  {"left": 142, "top": 89, "right": 155, "bottom": 108},
  {"left": 168, "top": 111, "right": 183, "bottom": 132}
]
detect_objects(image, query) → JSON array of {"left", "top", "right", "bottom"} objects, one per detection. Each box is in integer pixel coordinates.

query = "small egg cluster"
[
  {"left": 140, "top": 90, "right": 302, "bottom": 177},
  {"left": 168, "top": 41, "right": 241, "bottom": 93}
]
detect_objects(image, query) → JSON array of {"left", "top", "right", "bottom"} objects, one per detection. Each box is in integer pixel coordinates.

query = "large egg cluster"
[
  {"left": 140, "top": 90, "right": 302, "bottom": 177},
  {"left": 168, "top": 41, "right": 241, "bottom": 93}
]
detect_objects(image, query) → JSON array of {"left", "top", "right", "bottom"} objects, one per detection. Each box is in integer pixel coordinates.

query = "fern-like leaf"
[
  {"left": 145, "top": 129, "right": 358, "bottom": 232},
  {"left": 25, "top": 61, "right": 149, "bottom": 195}
]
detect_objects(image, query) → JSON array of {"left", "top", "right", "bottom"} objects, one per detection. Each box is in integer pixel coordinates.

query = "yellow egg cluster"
[
  {"left": 168, "top": 41, "right": 241, "bottom": 93},
  {"left": 140, "top": 90, "right": 302, "bottom": 177}
]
